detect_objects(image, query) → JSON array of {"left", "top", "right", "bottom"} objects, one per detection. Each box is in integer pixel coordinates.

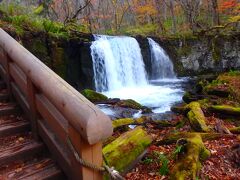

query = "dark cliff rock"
[
  {"left": 159, "top": 34, "right": 240, "bottom": 76},
  {"left": 4, "top": 27, "right": 95, "bottom": 90}
]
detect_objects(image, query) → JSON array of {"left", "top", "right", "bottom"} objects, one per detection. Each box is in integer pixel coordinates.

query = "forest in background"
[{"left": 0, "top": 0, "right": 239, "bottom": 37}]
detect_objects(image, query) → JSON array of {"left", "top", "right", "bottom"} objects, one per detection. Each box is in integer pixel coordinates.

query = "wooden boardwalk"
[
  {"left": 0, "top": 28, "right": 113, "bottom": 179},
  {"left": 0, "top": 78, "right": 65, "bottom": 179}
]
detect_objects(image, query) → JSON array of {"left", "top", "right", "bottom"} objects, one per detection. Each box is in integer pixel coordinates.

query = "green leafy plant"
[
  {"left": 142, "top": 157, "right": 154, "bottom": 164},
  {"left": 228, "top": 69, "right": 240, "bottom": 76},
  {"left": 173, "top": 145, "right": 184, "bottom": 159},
  {"left": 153, "top": 151, "right": 169, "bottom": 176},
  {"left": 158, "top": 154, "right": 169, "bottom": 175}
]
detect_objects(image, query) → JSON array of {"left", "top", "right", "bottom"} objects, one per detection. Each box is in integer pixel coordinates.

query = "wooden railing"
[{"left": 0, "top": 28, "right": 113, "bottom": 180}]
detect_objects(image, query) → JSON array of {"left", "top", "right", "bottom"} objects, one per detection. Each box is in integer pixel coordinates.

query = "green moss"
[
  {"left": 157, "top": 132, "right": 227, "bottom": 145},
  {"left": 176, "top": 45, "right": 192, "bottom": 57},
  {"left": 229, "top": 126, "right": 240, "bottom": 134},
  {"left": 103, "top": 127, "right": 152, "bottom": 173},
  {"left": 211, "top": 38, "right": 221, "bottom": 62},
  {"left": 112, "top": 118, "right": 134, "bottom": 129},
  {"left": 81, "top": 89, "right": 108, "bottom": 102},
  {"left": 187, "top": 102, "right": 210, "bottom": 132},
  {"left": 116, "top": 99, "right": 143, "bottom": 110},
  {"left": 171, "top": 134, "right": 210, "bottom": 180},
  {"left": 210, "top": 105, "right": 240, "bottom": 116},
  {"left": 182, "top": 92, "right": 193, "bottom": 103},
  {"left": 51, "top": 45, "right": 67, "bottom": 78}
]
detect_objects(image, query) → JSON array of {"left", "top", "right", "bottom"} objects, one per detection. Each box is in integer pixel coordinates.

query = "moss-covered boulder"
[
  {"left": 116, "top": 99, "right": 143, "bottom": 110},
  {"left": 103, "top": 127, "right": 152, "bottom": 173},
  {"left": 187, "top": 102, "right": 210, "bottom": 132},
  {"left": 209, "top": 105, "right": 240, "bottom": 116},
  {"left": 81, "top": 89, "right": 108, "bottom": 102},
  {"left": 171, "top": 134, "right": 210, "bottom": 180}
]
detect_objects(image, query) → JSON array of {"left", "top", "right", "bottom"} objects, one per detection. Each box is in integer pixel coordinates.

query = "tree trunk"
[
  {"left": 171, "top": 134, "right": 210, "bottom": 180},
  {"left": 211, "top": 0, "right": 220, "bottom": 26},
  {"left": 169, "top": 0, "right": 176, "bottom": 33},
  {"left": 103, "top": 127, "right": 152, "bottom": 173}
]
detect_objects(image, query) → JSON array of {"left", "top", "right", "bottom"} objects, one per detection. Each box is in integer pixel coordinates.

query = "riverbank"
[{"left": 83, "top": 71, "right": 239, "bottom": 179}]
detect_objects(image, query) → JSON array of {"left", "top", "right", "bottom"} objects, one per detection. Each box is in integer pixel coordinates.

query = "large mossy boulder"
[
  {"left": 187, "top": 102, "right": 210, "bottom": 132},
  {"left": 81, "top": 89, "right": 108, "bottom": 102},
  {"left": 171, "top": 133, "right": 210, "bottom": 180},
  {"left": 103, "top": 127, "right": 152, "bottom": 173}
]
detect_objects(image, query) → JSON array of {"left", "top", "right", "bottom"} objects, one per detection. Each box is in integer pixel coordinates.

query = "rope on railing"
[{"left": 67, "top": 137, "right": 125, "bottom": 180}]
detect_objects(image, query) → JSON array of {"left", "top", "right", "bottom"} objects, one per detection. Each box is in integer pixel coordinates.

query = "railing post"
[
  {"left": 3, "top": 51, "right": 13, "bottom": 100},
  {"left": 69, "top": 124, "right": 103, "bottom": 180},
  {"left": 27, "top": 77, "right": 39, "bottom": 140}
]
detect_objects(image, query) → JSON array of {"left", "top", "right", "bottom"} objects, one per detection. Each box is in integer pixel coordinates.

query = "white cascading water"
[
  {"left": 90, "top": 35, "right": 147, "bottom": 92},
  {"left": 148, "top": 38, "right": 175, "bottom": 79},
  {"left": 90, "top": 35, "right": 185, "bottom": 115}
]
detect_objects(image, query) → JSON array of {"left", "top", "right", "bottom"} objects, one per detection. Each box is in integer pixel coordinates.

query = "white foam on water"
[{"left": 91, "top": 35, "right": 185, "bottom": 115}]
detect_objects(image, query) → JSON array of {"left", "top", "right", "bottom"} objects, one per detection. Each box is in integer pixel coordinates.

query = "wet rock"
[
  {"left": 81, "top": 89, "right": 108, "bottom": 102},
  {"left": 116, "top": 99, "right": 143, "bottom": 110}
]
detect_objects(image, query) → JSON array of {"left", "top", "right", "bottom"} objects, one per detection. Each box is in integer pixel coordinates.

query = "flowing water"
[
  {"left": 90, "top": 35, "right": 147, "bottom": 92},
  {"left": 90, "top": 35, "right": 186, "bottom": 117},
  {"left": 148, "top": 38, "right": 175, "bottom": 79}
]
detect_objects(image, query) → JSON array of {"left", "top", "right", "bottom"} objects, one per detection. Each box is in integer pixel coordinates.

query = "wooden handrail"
[
  {"left": 0, "top": 28, "right": 113, "bottom": 144},
  {"left": 0, "top": 28, "right": 113, "bottom": 179}
]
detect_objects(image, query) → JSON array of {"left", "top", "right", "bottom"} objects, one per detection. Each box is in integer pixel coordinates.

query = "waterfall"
[
  {"left": 148, "top": 38, "right": 175, "bottom": 79},
  {"left": 90, "top": 35, "right": 148, "bottom": 92}
]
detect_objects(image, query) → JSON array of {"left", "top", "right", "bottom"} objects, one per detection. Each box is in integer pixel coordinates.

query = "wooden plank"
[
  {"left": 9, "top": 62, "right": 27, "bottom": 95},
  {"left": 0, "top": 47, "right": 5, "bottom": 63},
  {"left": 0, "top": 93, "right": 9, "bottom": 102},
  {"left": 36, "top": 94, "right": 67, "bottom": 143},
  {"left": 1, "top": 51, "right": 8, "bottom": 72},
  {"left": 0, "top": 120, "right": 30, "bottom": 138},
  {"left": 0, "top": 28, "right": 112, "bottom": 144},
  {"left": 0, "top": 64, "right": 7, "bottom": 81},
  {"left": 6, "top": 158, "right": 64, "bottom": 180},
  {"left": 38, "top": 120, "right": 71, "bottom": 178},
  {"left": 0, "top": 105, "right": 20, "bottom": 116},
  {"left": 69, "top": 125, "right": 103, "bottom": 180},
  {"left": 3, "top": 52, "right": 12, "bottom": 98},
  {"left": 26, "top": 77, "right": 38, "bottom": 140},
  {"left": 11, "top": 82, "right": 30, "bottom": 116},
  {"left": 0, "top": 141, "right": 44, "bottom": 166},
  {"left": 0, "top": 81, "right": 6, "bottom": 90}
]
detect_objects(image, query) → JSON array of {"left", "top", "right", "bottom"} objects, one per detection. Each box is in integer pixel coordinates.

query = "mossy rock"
[
  {"left": 112, "top": 118, "right": 135, "bottom": 129},
  {"left": 171, "top": 134, "right": 210, "bottom": 180},
  {"left": 187, "top": 102, "right": 210, "bottom": 132},
  {"left": 81, "top": 89, "right": 108, "bottom": 102},
  {"left": 229, "top": 126, "right": 240, "bottom": 134},
  {"left": 171, "top": 105, "right": 189, "bottom": 114},
  {"left": 112, "top": 117, "right": 145, "bottom": 129},
  {"left": 116, "top": 99, "right": 143, "bottom": 110},
  {"left": 156, "top": 132, "right": 225, "bottom": 145},
  {"left": 209, "top": 105, "right": 240, "bottom": 116},
  {"left": 103, "top": 127, "right": 152, "bottom": 173},
  {"left": 182, "top": 92, "right": 200, "bottom": 104}
]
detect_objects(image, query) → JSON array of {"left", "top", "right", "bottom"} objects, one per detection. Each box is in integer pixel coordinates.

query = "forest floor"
[{"left": 109, "top": 71, "right": 240, "bottom": 180}]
